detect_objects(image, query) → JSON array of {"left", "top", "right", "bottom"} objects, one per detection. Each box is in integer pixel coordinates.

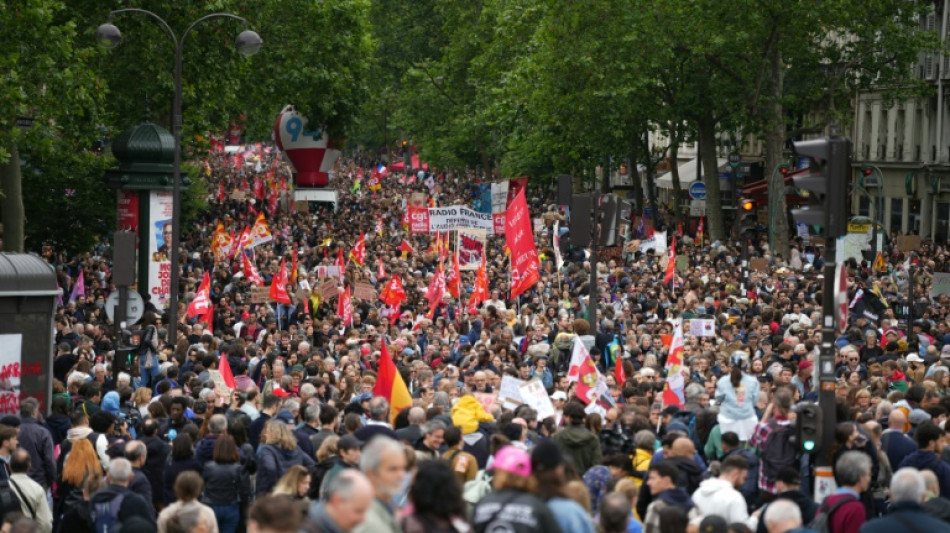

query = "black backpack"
[
  {"left": 760, "top": 419, "right": 798, "bottom": 481},
  {"left": 90, "top": 493, "right": 125, "bottom": 533},
  {"left": 0, "top": 479, "right": 24, "bottom": 522}
]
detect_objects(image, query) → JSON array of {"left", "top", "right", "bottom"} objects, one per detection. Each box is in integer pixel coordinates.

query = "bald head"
[
  {"left": 922, "top": 469, "right": 940, "bottom": 497},
  {"left": 670, "top": 437, "right": 696, "bottom": 459},
  {"left": 407, "top": 407, "right": 426, "bottom": 425},
  {"left": 888, "top": 409, "right": 907, "bottom": 430}
]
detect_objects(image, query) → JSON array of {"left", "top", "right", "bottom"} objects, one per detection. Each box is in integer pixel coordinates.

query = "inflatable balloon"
[{"left": 274, "top": 105, "right": 340, "bottom": 188}]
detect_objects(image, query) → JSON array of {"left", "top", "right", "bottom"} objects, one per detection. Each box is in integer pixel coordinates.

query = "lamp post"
[{"left": 96, "top": 10, "right": 262, "bottom": 345}]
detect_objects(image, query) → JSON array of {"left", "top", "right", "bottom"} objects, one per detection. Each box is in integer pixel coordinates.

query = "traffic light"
[
  {"left": 790, "top": 136, "right": 852, "bottom": 239},
  {"left": 797, "top": 403, "right": 823, "bottom": 454},
  {"left": 740, "top": 198, "right": 755, "bottom": 211},
  {"left": 861, "top": 166, "right": 873, "bottom": 177},
  {"left": 779, "top": 165, "right": 791, "bottom": 176}
]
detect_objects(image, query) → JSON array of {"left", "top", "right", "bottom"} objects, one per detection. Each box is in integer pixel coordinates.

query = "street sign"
[
  {"left": 728, "top": 153, "right": 741, "bottom": 168},
  {"left": 847, "top": 222, "right": 871, "bottom": 233},
  {"left": 689, "top": 199, "right": 706, "bottom": 216},
  {"left": 688, "top": 182, "right": 707, "bottom": 200},
  {"left": 105, "top": 291, "right": 145, "bottom": 325}
]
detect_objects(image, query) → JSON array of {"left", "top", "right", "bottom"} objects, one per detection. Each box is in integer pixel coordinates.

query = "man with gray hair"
[
  {"left": 353, "top": 437, "right": 406, "bottom": 533},
  {"left": 195, "top": 413, "right": 229, "bottom": 466},
  {"left": 762, "top": 498, "right": 803, "bottom": 533},
  {"left": 294, "top": 401, "right": 322, "bottom": 458},
  {"left": 124, "top": 439, "right": 155, "bottom": 516},
  {"left": 816, "top": 451, "right": 871, "bottom": 533},
  {"left": 414, "top": 420, "right": 445, "bottom": 461},
  {"left": 309, "top": 469, "right": 374, "bottom": 533},
  {"left": 16, "top": 398, "right": 55, "bottom": 489},
  {"left": 89, "top": 458, "right": 156, "bottom": 527},
  {"left": 860, "top": 468, "right": 950, "bottom": 533},
  {"left": 354, "top": 397, "right": 398, "bottom": 442},
  {"left": 395, "top": 407, "right": 425, "bottom": 445}
]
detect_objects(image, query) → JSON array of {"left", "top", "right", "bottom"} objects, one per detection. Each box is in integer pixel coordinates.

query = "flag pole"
[{"left": 456, "top": 231, "right": 462, "bottom": 323}]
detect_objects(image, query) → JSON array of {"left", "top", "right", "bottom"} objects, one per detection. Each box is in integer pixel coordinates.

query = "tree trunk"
[
  {"left": 631, "top": 137, "right": 643, "bottom": 215},
  {"left": 766, "top": 44, "right": 790, "bottom": 260},
  {"left": 669, "top": 138, "right": 683, "bottom": 227},
  {"left": 643, "top": 132, "right": 659, "bottom": 226},
  {"left": 699, "top": 113, "right": 725, "bottom": 242},
  {"left": 1, "top": 146, "right": 24, "bottom": 252}
]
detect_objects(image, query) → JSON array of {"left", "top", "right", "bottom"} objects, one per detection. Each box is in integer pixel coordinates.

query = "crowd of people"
[{"left": 14, "top": 142, "right": 950, "bottom": 533}]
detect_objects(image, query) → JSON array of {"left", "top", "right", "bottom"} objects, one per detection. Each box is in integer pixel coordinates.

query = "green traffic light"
[{"left": 804, "top": 440, "right": 816, "bottom": 452}]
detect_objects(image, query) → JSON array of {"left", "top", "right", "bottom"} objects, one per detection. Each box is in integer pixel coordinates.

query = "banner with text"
[
  {"left": 148, "top": 191, "right": 174, "bottom": 309},
  {"left": 409, "top": 205, "right": 495, "bottom": 234}
]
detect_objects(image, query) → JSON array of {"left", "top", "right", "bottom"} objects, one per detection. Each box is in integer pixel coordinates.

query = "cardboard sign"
[
  {"left": 896, "top": 235, "right": 921, "bottom": 252},
  {"left": 208, "top": 369, "right": 231, "bottom": 395},
  {"left": 293, "top": 200, "right": 309, "bottom": 213},
  {"left": 518, "top": 379, "right": 555, "bottom": 420},
  {"left": 498, "top": 376, "right": 525, "bottom": 410},
  {"left": 931, "top": 272, "right": 950, "bottom": 298},
  {"left": 230, "top": 190, "right": 246, "bottom": 201},
  {"left": 474, "top": 392, "right": 496, "bottom": 413},
  {"left": 676, "top": 256, "right": 690, "bottom": 272},
  {"left": 749, "top": 258, "right": 769, "bottom": 272},
  {"left": 249, "top": 286, "right": 270, "bottom": 304},
  {"left": 353, "top": 282, "right": 376, "bottom": 301},
  {"left": 318, "top": 279, "right": 339, "bottom": 302}
]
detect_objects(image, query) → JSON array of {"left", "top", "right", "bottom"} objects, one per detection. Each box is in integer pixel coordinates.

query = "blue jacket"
[
  {"left": 880, "top": 430, "right": 918, "bottom": 475},
  {"left": 859, "top": 501, "right": 950, "bottom": 533},
  {"left": 898, "top": 450, "right": 950, "bottom": 499},
  {"left": 256, "top": 444, "right": 315, "bottom": 495},
  {"left": 715, "top": 373, "right": 760, "bottom": 421},
  {"left": 18, "top": 417, "right": 55, "bottom": 488}
]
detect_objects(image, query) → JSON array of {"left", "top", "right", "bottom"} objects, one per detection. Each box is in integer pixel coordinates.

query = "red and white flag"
[
  {"left": 378, "top": 258, "right": 387, "bottom": 280},
  {"left": 505, "top": 188, "right": 540, "bottom": 298},
  {"left": 187, "top": 272, "right": 212, "bottom": 318},
  {"left": 447, "top": 251, "right": 461, "bottom": 299},
  {"left": 466, "top": 256, "right": 489, "bottom": 314},
  {"left": 350, "top": 232, "right": 366, "bottom": 267},
  {"left": 242, "top": 254, "right": 264, "bottom": 286},
  {"left": 567, "top": 337, "right": 609, "bottom": 405},
  {"left": 335, "top": 248, "right": 345, "bottom": 280},
  {"left": 269, "top": 258, "right": 292, "bottom": 304},
  {"left": 662, "top": 321, "right": 686, "bottom": 408},
  {"left": 663, "top": 235, "right": 676, "bottom": 285},
  {"left": 426, "top": 263, "right": 446, "bottom": 318},
  {"left": 338, "top": 286, "right": 353, "bottom": 325},
  {"left": 380, "top": 274, "right": 407, "bottom": 307}
]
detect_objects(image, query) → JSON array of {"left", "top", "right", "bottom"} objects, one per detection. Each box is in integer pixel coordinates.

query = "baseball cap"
[
  {"left": 271, "top": 386, "right": 291, "bottom": 398},
  {"left": 550, "top": 391, "right": 567, "bottom": 401},
  {"left": 798, "top": 360, "right": 813, "bottom": 371},
  {"left": 491, "top": 446, "right": 532, "bottom": 477},
  {"left": 338, "top": 434, "right": 363, "bottom": 451},
  {"left": 274, "top": 409, "right": 295, "bottom": 424},
  {"left": 906, "top": 353, "right": 924, "bottom": 363}
]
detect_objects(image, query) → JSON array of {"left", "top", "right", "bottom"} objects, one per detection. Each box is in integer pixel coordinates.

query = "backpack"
[
  {"left": 91, "top": 493, "right": 125, "bottom": 533},
  {"left": 138, "top": 326, "right": 155, "bottom": 357},
  {"left": 809, "top": 494, "right": 857, "bottom": 533},
  {"left": 463, "top": 469, "right": 493, "bottom": 514},
  {"left": 760, "top": 420, "right": 798, "bottom": 481},
  {"left": 0, "top": 479, "right": 24, "bottom": 523}
]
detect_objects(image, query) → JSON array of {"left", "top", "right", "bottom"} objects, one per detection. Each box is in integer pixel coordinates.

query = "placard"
[
  {"left": 147, "top": 191, "right": 173, "bottom": 309},
  {"left": 314, "top": 266, "right": 342, "bottom": 279},
  {"left": 208, "top": 369, "right": 231, "bottom": 395},
  {"left": 318, "top": 279, "right": 339, "bottom": 302},
  {"left": 249, "top": 286, "right": 270, "bottom": 304},
  {"left": 0, "top": 335, "right": 22, "bottom": 414},
  {"left": 638, "top": 231, "right": 668, "bottom": 255},
  {"left": 353, "top": 282, "right": 376, "bottom": 301},
  {"left": 474, "top": 392, "right": 496, "bottom": 413},
  {"left": 497, "top": 376, "right": 525, "bottom": 410},
  {"left": 749, "top": 258, "right": 769, "bottom": 272},
  {"left": 688, "top": 318, "right": 716, "bottom": 337},
  {"left": 676, "top": 256, "right": 690, "bottom": 272},
  {"left": 518, "top": 379, "right": 555, "bottom": 420},
  {"left": 293, "top": 200, "right": 309, "bottom": 213},
  {"left": 931, "top": 272, "right": 950, "bottom": 298},
  {"left": 230, "top": 190, "right": 246, "bottom": 201},
  {"left": 896, "top": 235, "right": 922, "bottom": 252}
]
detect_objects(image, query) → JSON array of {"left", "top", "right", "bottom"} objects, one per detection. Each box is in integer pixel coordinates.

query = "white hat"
[
  {"left": 906, "top": 354, "right": 924, "bottom": 363},
  {"left": 550, "top": 391, "right": 567, "bottom": 401}
]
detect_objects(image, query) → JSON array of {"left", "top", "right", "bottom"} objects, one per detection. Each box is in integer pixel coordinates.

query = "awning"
[{"left": 656, "top": 157, "right": 728, "bottom": 189}]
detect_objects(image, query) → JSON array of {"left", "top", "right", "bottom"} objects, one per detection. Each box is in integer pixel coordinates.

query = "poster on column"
[
  {"left": 148, "top": 191, "right": 174, "bottom": 309},
  {"left": 458, "top": 228, "right": 487, "bottom": 271},
  {"left": 117, "top": 190, "right": 139, "bottom": 233},
  {"left": 0, "top": 335, "right": 22, "bottom": 414}
]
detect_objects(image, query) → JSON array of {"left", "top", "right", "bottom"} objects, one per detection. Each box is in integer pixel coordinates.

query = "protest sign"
[
  {"left": 749, "top": 258, "right": 769, "bottom": 272},
  {"left": 353, "top": 282, "right": 376, "bottom": 301},
  {"left": 498, "top": 376, "right": 525, "bottom": 410},
  {"left": 249, "top": 286, "right": 270, "bottom": 304},
  {"left": 474, "top": 393, "right": 496, "bottom": 413},
  {"left": 689, "top": 319, "right": 716, "bottom": 337},
  {"left": 317, "top": 279, "right": 339, "bottom": 302},
  {"left": 208, "top": 370, "right": 231, "bottom": 395},
  {"left": 518, "top": 379, "right": 556, "bottom": 420},
  {"left": 896, "top": 234, "right": 921, "bottom": 252},
  {"left": 932, "top": 272, "right": 950, "bottom": 298}
]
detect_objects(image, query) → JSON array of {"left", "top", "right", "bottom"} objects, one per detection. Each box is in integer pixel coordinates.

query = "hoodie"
[
  {"left": 256, "top": 443, "right": 315, "bottom": 495},
  {"left": 101, "top": 392, "right": 120, "bottom": 416},
  {"left": 691, "top": 477, "right": 750, "bottom": 525},
  {"left": 898, "top": 450, "right": 950, "bottom": 498},
  {"left": 553, "top": 424, "right": 603, "bottom": 474}
]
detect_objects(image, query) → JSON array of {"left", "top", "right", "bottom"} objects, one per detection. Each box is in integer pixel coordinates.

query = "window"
[
  {"left": 937, "top": 202, "right": 950, "bottom": 243},
  {"left": 890, "top": 197, "right": 904, "bottom": 233}
]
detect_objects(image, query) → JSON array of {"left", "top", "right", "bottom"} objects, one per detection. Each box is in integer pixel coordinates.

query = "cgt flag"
[
  {"left": 187, "top": 272, "right": 212, "bottom": 318},
  {"left": 242, "top": 254, "right": 264, "bottom": 286},
  {"left": 505, "top": 188, "right": 540, "bottom": 298},
  {"left": 269, "top": 258, "right": 292, "bottom": 304}
]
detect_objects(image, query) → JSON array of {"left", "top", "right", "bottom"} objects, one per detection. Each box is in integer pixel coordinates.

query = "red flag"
[
  {"left": 187, "top": 273, "right": 212, "bottom": 318},
  {"left": 447, "top": 251, "right": 461, "bottom": 299},
  {"left": 380, "top": 274, "right": 407, "bottom": 307},
  {"left": 254, "top": 177, "right": 265, "bottom": 200},
  {"left": 242, "top": 254, "right": 264, "bottom": 286},
  {"left": 240, "top": 177, "right": 249, "bottom": 192},
  {"left": 335, "top": 248, "right": 345, "bottom": 280},
  {"left": 467, "top": 256, "right": 489, "bottom": 314},
  {"left": 218, "top": 350, "right": 237, "bottom": 390},
  {"left": 663, "top": 236, "right": 676, "bottom": 285},
  {"left": 615, "top": 358, "right": 626, "bottom": 385},
  {"left": 350, "top": 232, "right": 366, "bottom": 267},
  {"left": 267, "top": 190, "right": 278, "bottom": 214},
  {"left": 505, "top": 188, "right": 540, "bottom": 298},
  {"left": 373, "top": 342, "right": 413, "bottom": 421},
  {"left": 676, "top": 220, "right": 683, "bottom": 238},
  {"left": 378, "top": 258, "right": 387, "bottom": 280},
  {"left": 200, "top": 305, "right": 214, "bottom": 336},
  {"left": 695, "top": 216, "right": 704, "bottom": 247},
  {"left": 426, "top": 263, "right": 446, "bottom": 317},
  {"left": 269, "top": 258, "right": 292, "bottom": 304},
  {"left": 397, "top": 239, "right": 414, "bottom": 256},
  {"left": 401, "top": 210, "right": 410, "bottom": 232},
  {"left": 217, "top": 181, "right": 227, "bottom": 202},
  {"left": 291, "top": 247, "right": 298, "bottom": 286},
  {"left": 338, "top": 286, "right": 353, "bottom": 325}
]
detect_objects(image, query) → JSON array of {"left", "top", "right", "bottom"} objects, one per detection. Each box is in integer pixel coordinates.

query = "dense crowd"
[{"left": 13, "top": 144, "right": 950, "bottom": 533}]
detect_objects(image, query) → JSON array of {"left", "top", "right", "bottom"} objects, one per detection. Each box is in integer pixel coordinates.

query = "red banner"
[
  {"left": 505, "top": 188, "right": 540, "bottom": 298},
  {"left": 409, "top": 206, "right": 430, "bottom": 233}
]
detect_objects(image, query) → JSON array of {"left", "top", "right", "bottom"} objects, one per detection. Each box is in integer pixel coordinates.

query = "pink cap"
[{"left": 491, "top": 446, "right": 532, "bottom": 477}]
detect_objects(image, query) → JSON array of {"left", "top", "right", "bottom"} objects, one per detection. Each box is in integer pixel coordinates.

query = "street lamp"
[{"left": 97, "top": 9, "right": 261, "bottom": 345}]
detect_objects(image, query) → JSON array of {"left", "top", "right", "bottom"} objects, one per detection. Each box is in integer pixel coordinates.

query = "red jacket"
[{"left": 819, "top": 493, "right": 866, "bottom": 533}]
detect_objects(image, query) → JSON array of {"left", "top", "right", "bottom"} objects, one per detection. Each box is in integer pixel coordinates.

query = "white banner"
[
  {"left": 638, "top": 231, "right": 668, "bottom": 255},
  {"left": 0, "top": 335, "right": 22, "bottom": 415},
  {"left": 427, "top": 205, "right": 495, "bottom": 234},
  {"left": 148, "top": 191, "right": 174, "bottom": 309},
  {"left": 518, "top": 379, "right": 556, "bottom": 420},
  {"left": 688, "top": 319, "right": 716, "bottom": 337}
]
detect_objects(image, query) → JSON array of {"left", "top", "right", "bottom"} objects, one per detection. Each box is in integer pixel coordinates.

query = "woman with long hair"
[
  {"left": 256, "top": 420, "right": 315, "bottom": 495},
  {"left": 163, "top": 433, "right": 202, "bottom": 505},
  {"left": 201, "top": 434, "right": 249, "bottom": 533},
  {"left": 530, "top": 441, "right": 597, "bottom": 533},
  {"left": 471, "top": 446, "right": 561, "bottom": 533},
  {"left": 271, "top": 465, "right": 311, "bottom": 503},
  {"left": 715, "top": 351, "right": 760, "bottom": 442},
  {"left": 54, "top": 438, "right": 102, "bottom": 526},
  {"left": 400, "top": 460, "right": 469, "bottom": 533}
]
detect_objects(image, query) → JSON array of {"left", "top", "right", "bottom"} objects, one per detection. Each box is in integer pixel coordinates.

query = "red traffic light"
[
  {"left": 779, "top": 165, "right": 790, "bottom": 176},
  {"left": 862, "top": 167, "right": 873, "bottom": 177}
]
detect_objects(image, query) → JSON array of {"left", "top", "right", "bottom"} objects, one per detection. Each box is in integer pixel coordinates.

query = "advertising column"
[{"left": 148, "top": 191, "right": 174, "bottom": 309}]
